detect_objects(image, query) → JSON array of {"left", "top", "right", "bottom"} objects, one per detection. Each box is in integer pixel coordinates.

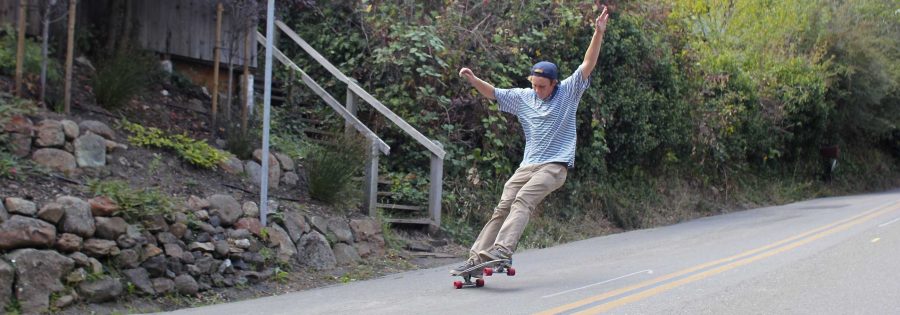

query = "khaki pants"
[{"left": 470, "top": 163, "right": 568, "bottom": 259}]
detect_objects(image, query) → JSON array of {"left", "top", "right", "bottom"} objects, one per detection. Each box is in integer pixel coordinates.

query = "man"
[{"left": 451, "top": 6, "right": 609, "bottom": 276}]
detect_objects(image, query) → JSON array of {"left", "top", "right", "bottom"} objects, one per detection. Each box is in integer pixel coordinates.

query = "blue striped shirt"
[{"left": 494, "top": 65, "right": 591, "bottom": 168}]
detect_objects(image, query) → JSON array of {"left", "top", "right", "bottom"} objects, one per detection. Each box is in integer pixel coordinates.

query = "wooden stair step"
[
  {"left": 383, "top": 218, "right": 433, "bottom": 225},
  {"left": 376, "top": 203, "right": 425, "bottom": 211}
]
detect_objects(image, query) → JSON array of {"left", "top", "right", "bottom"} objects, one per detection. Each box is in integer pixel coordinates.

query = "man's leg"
[
  {"left": 468, "top": 165, "right": 534, "bottom": 258},
  {"left": 486, "top": 163, "right": 567, "bottom": 258}
]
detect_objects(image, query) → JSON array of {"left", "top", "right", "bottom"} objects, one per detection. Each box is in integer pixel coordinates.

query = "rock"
[
  {"left": 151, "top": 278, "right": 175, "bottom": 295},
  {"left": 78, "top": 120, "right": 115, "bottom": 140},
  {"left": 4, "top": 114, "right": 33, "bottom": 135},
  {"left": 53, "top": 293, "right": 77, "bottom": 309},
  {"left": 309, "top": 216, "right": 328, "bottom": 234},
  {"left": 57, "top": 196, "right": 95, "bottom": 238},
  {"left": 265, "top": 224, "right": 295, "bottom": 265},
  {"left": 83, "top": 239, "right": 120, "bottom": 257},
  {"left": 328, "top": 218, "right": 354, "bottom": 243},
  {"left": 0, "top": 199, "right": 7, "bottom": 223},
  {"left": 245, "top": 157, "right": 280, "bottom": 188},
  {"left": 37, "top": 202, "right": 65, "bottom": 224},
  {"left": 333, "top": 243, "right": 362, "bottom": 266},
  {"left": 94, "top": 216, "right": 128, "bottom": 240},
  {"left": 174, "top": 275, "right": 199, "bottom": 295},
  {"left": 104, "top": 139, "right": 128, "bottom": 152},
  {"left": 186, "top": 195, "right": 210, "bottom": 211},
  {"left": 55, "top": 233, "right": 83, "bottom": 253},
  {"left": 195, "top": 210, "right": 210, "bottom": 221},
  {"left": 170, "top": 223, "right": 188, "bottom": 239},
  {"left": 274, "top": 152, "right": 295, "bottom": 171},
  {"left": 156, "top": 232, "right": 181, "bottom": 245},
  {"left": 217, "top": 259, "right": 234, "bottom": 274},
  {"left": 242, "top": 201, "right": 259, "bottom": 218},
  {"left": 115, "top": 249, "right": 141, "bottom": 269},
  {"left": 218, "top": 156, "right": 244, "bottom": 175},
  {"left": 88, "top": 196, "right": 119, "bottom": 217},
  {"left": 66, "top": 268, "right": 87, "bottom": 284},
  {"left": 207, "top": 194, "right": 242, "bottom": 226},
  {"left": 77, "top": 278, "right": 123, "bottom": 303},
  {"left": 164, "top": 243, "right": 184, "bottom": 259},
  {"left": 87, "top": 257, "right": 104, "bottom": 275},
  {"left": 32, "top": 148, "right": 77, "bottom": 173},
  {"left": 0, "top": 215, "right": 56, "bottom": 250},
  {"left": 7, "top": 133, "right": 31, "bottom": 158},
  {"left": 60, "top": 119, "right": 79, "bottom": 140},
  {"left": 142, "top": 244, "right": 164, "bottom": 260},
  {"left": 350, "top": 218, "right": 386, "bottom": 257},
  {"left": 227, "top": 229, "right": 253, "bottom": 239},
  {"left": 116, "top": 225, "right": 145, "bottom": 249},
  {"left": 233, "top": 239, "right": 251, "bottom": 249},
  {"left": 234, "top": 218, "right": 262, "bottom": 236},
  {"left": 123, "top": 268, "right": 155, "bottom": 295},
  {"left": 189, "top": 242, "right": 215, "bottom": 252},
  {"left": 295, "top": 231, "right": 336, "bottom": 270},
  {"left": 34, "top": 119, "right": 65, "bottom": 147},
  {"left": 141, "top": 255, "right": 167, "bottom": 278},
  {"left": 4, "top": 197, "right": 36, "bottom": 216},
  {"left": 213, "top": 240, "right": 229, "bottom": 258},
  {"left": 75, "top": 133, "right": 107, "bottom": 167},
  {"left": 282, "top": 172, "right": 300, "bottom": 186},
  {"left": 0, "top": 259, "right": 13, "bottom": 310},
  {"left": 68, "top": 252, "right": 90, "bottom": 268},
  {"left": 282, "top": 212, "right": 310, "bottom": 243},
  {"left": 7, "top": 249, "right": 74, "bottom": 314}
]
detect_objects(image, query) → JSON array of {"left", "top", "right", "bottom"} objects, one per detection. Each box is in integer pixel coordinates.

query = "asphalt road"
[{"left": 157, "top": 189, "right": 900, "bottom": 315}]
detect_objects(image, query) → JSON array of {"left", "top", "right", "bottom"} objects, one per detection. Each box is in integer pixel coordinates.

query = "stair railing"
[{"left": 256, "top": 22, "right": 446, "bottom": 228}]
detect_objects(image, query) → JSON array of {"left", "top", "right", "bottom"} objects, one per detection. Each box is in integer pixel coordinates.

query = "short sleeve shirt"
[{"left": 493, "top": 65, "right": 591, "bottom": 168}]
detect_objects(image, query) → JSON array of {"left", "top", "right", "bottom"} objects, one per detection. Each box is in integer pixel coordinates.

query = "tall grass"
[
  {"left": 93, "top": 51, "right": 159, "bottom": 109},
  {"left": 305, "top": 133, "right": 367, "bottom": 205}
]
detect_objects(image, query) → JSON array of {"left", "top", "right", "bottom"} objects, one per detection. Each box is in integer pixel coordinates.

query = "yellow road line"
[
  {"left": 573, "top": 202, "right": 900, "bottom": 314},
  {"left": 536, "top": 201, "right": 900, "bottom": 315}
]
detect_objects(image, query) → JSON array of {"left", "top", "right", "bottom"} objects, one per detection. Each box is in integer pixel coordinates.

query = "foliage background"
[{"left": 271, "top": 0, "right": 899, "bottom": 247}]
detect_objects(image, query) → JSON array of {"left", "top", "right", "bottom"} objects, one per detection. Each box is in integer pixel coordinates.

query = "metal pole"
[{"left": 259, "top": 0, "right": 275, "bottom": 227}]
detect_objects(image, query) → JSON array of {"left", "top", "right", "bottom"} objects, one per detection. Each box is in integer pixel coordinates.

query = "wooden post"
[
  {"left": 241, "top": 21, "right": 251, "bottom": 135},
  {"left": 63, "top": 0, "right": 76, "bottom": 114},
  {"left": 428, "top": 140, "right": 444, "bottom": 229},
  {"left": 364, "top": 140, "right": 380, "bottom": 217},
  {"left": 14, "top": 0, "right": 27, "bottom": 96},
  {"left": 345, "top": 86, "right": 358, "bottom": 135},
  {"left": 211, "top": 2, "right": 223, "bottom": 134}
]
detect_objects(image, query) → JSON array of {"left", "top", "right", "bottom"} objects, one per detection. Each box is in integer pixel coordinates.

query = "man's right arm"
[{"left": 459, "top": 67, "right": 496, "bottom": 100}]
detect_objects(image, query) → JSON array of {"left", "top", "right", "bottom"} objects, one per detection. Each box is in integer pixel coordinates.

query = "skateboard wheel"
[
  {"left": 484, "top": 267, "right": 493, "bottom": 276},
  {"left": 507, "top": 267, "right": 516, "bottom": 276},
  {"left": 475, "top": 278, "right": 485, "bottom": 287},
  {"left": 453, "top": 281, "right": 463, "bottom": 289}
]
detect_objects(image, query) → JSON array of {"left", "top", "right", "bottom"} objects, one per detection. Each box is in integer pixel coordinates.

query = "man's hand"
[
  {"left": 594, "top": 5, "right": 609, "bottom": 35},
  {"left": 459, "top": 67, "right": 474, "bottom": 79}
]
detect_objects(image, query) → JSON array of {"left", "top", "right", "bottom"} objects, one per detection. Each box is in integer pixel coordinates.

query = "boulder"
[
  {"left": 77, "top": 278, "right": 123, "bottom": 303},
  {"left": 234, "top": 218, "right": 261, "bottom": 236},
  {"left": 34, "top": 119, "right": 65, "bottom": 147},
  {"left": 37, "top": 202, "right": 65, "bottom": 224},
  {"left": 218, "top": 156, "right": 244, "bottom": 175},
  {"left": 4, "top": 197, "right": 36, "bottom": 216},
  {"left": 4, "top": 114, "right": 33, "bottom": 135},
  {"left": 83, "top": 239, "right": 120, "bottom": 257},
  {"left": 282, "top": 172, "right": 300, "bottom": 186},
  {"left": 327, "top": 218, "right": 354, "bottom": 243},
  {"left": 283, "top": 211, "right": 310, "bottom": 243},
  {"left": 75, "top": 133, "right": 107, "bottom": 167},
  {"left": 186, "top": 195, "right": 210, "bottom": 211},
  {"left": 266, "top": 224, "right": 296, "bottom": 265},
  {"left": 32, "top": 148, "right": 77, "bottom": 173},
  {"left": 0, "top": 215, "right": 56, "bottom": 250},
  {"left": 60, "top": 119, "right": 79, "bottom": 140},
  {"left": 123, "top": 268, "right": 155, "bottom": 295},
  {"left": 333, "top": 243, "right": 362, "bottom": 266},
  {"left": 7, "top": 249, "right": 74, "bottom": 314},
  {"left": 0, "top": 259, "right": 13, "bottom": 310},
  {"left": 94, "top": 216, "right": 128, "bottom": 240},
  {"left": 274, "top": 152, "right": 295, "bottom": 171},
  {"left": 57, "top": 196, "right": 95, "bottom": 238},
  {"left": 175, "top": 274, "right": 199, "bottom": 295},
  {"left": 78, "top": 120, "right": 116, "bottom": 140},
  {"left": 151, "top": 278, "right": 175, "bottom": 295},
  {"left": 242, "top": 201, "right": 259, "bottom": 218},
  {"left": 0, "top": 199, "right": 7, "bottom": 222},
  {"left": 207, "top": 194, "right": 242, "bottom": 226},
  {"left": 88, "top": 196, "right": 119, "bottom": 217},
  {"left": 55, "top": 233, "right": 83, "bottom": 253},
  {"left": 295, "top": 231, "right": 336, "bottom": 270},
  {"left": 115, "top": 249, "right": 141, "bottom": 269}
]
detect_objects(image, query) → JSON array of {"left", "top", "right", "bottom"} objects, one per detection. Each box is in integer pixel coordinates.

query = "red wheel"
[
  {"left": 475, "top": 278, "right": 485, "bottom": 287},
  {"left": 453, "top": 281, "right": 463, "bottom": 289},
  {"left": 484, "top": 267, "right": 493, "bottom": 276},
  {"left": 507, "top": 267, "right": 516, "bottom": 276}
]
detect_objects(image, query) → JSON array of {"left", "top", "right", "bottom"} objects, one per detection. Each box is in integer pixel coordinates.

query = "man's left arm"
[{"left": 580, "top": 6, "right": 610, "bottom": 80}]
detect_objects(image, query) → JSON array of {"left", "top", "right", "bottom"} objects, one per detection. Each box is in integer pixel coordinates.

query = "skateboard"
[{"left": 452, "top": 259, "right": 515, "bottom": 289}]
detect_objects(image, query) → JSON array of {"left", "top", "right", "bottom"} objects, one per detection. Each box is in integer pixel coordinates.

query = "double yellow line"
[{"left": 538, "top": 201, "right": 900, "bottom": 315}]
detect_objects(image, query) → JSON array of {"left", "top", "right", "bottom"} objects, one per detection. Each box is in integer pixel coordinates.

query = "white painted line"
[
  {"left": 542, "top": 270, "right": 653, "bottom": 299},
  {"left": 878, "top": 217, "right": 900, "bottom": 228},
  {"left": 871, "top": 238, "right": 881, "bottom": 243}
]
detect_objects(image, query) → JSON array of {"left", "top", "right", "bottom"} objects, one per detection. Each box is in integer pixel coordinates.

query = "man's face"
[{"left": 530, "top": 76, "right": 558, "bottom": 100}]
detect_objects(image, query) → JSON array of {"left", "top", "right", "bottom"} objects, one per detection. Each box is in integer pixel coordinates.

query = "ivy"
[{"left": 121, "top": 120, "right": 229, "bottom": 169}]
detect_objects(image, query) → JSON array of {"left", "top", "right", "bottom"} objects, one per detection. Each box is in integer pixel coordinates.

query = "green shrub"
[
  {"left": 0, "top": 25, "right": 61, "bottom": 83},
  {"left": 93, "top": 51, "right": 159, "bottom": 109},
  {"left": 305, "top": 133, "right": 367, "bottom": 204},
  {"left": 86, "top": 179, "right": 176, "bottom": 224},
  {"left": 121, "top": 120, "right": 229, "bottom": 169}
]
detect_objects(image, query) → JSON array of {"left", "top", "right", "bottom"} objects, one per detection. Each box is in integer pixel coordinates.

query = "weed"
[
  {"left": 305, "top": 132, "right": 367, "bottom": 205},
  {"left": 92, "top": 50, "right": 158, "bottom": 109},
  {"left": 273, "top": 267, "right": 290, "bottom": 284},
  {"left": 4, "top": 296, "right": 21, "bottom": 314},
  {"left": 121, "top": 119, "right": 229, "bottom": 169},
  {"left": 86, "top": 179, "right": 176, "bottom": 225}
]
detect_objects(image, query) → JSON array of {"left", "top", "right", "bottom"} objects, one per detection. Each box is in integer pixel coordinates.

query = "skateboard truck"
[{"left": 452, "top": 259, "right": 515, "bottom": 289}]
